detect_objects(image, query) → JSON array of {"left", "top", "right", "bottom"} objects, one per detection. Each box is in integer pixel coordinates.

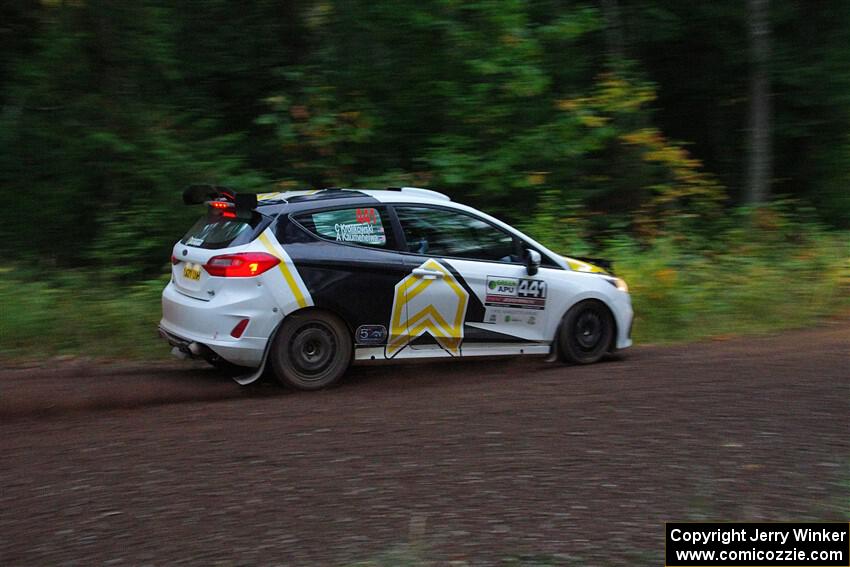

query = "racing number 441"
[{"left": 518, "top": 279, "right": 546, "bottom": 298}]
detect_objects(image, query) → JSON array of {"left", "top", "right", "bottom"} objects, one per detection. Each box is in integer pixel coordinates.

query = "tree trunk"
[
  {"left": 600, "top": 0, "right": 625, "bottom": 62},
  {"left": 746, "top": 0, "right": 772, "bottom": 204}
]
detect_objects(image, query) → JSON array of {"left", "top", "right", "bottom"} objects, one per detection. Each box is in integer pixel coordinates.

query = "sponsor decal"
[
  {"left": 355, "top": 207, "right": 378, "bottom": 224},
  {"left": 386, "top": 259, "right": 469, "bottom": 358},
  {"left": 488, "top": 278, "right": 516, "bottom": 294},
  {"left": 483, "top": 308, "right": 539, "bottom": 326},
  {"left": 485, "top": 276, "right": 547, "bottom": 310},
  {"left": 355, "top": 325, "right": 388, "bottom": 345}
]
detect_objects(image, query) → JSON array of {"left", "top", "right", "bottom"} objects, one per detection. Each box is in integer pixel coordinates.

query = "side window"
[
  {"left": 293, "top": 206, "right": 395, "bottom": 249},
  {"left": 395, "top": 206, "right": 520, "bottom": 263}
]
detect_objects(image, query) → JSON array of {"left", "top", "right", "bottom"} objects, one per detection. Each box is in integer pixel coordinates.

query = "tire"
[
  {"left": 270, "top": 310, "right": 352, "bottom": 390},
  {"left": 558, "top": 300, "right": 615, "bottom": 364}
]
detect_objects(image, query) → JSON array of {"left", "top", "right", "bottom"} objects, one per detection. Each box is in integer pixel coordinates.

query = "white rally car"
[{"left": 160, "top": 186, "right": 632, "bottom": 389}]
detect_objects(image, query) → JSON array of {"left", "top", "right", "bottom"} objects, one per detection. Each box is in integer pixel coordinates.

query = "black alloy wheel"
[
  {"left": 559, "top": 300, "right": 614, "bottom": 364},
  {"left": 271, "top": 311, "right": 352, "bottom": 390}
]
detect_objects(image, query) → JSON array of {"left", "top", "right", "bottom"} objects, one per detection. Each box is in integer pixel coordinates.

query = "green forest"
[{"left": 1, "top": 0, "right": 848, "bottom": 358}]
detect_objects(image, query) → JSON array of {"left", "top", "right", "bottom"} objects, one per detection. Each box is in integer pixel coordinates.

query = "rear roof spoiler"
[
  {"left": 183, "top": 185, "right": 258, "bottom": 218},
  {"left": 183, "top": 184, "right": 236, "bottom": 205}
]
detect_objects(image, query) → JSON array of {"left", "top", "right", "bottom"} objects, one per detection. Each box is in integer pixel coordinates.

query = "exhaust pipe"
[
  {"left": 160, "top": 327, "right": 214, "bottom": 360},
  {"left": 171, "top": 346, "right": 189, "bottom": 360},
  {"left": 170, "top": 343, "right": 210, "bottom": 360}
]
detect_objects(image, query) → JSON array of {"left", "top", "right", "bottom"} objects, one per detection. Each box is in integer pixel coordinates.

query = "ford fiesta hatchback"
[{"left": 160, "top": 186, "right": 633, "bottom": 389}]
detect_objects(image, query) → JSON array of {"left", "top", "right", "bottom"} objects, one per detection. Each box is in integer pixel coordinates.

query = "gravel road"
[{"left": 1, "top": 322, "right": 848, "bottom": 566}]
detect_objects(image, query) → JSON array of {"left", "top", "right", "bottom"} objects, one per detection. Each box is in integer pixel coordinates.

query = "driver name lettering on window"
[{"left": 309, "top": 208, "right": 388, "bottom": 247}]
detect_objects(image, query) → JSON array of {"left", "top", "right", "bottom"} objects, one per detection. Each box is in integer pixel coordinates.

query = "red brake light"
[
  {"left": 203, "top": 252, "right": 280, "bottom": 277},
  {"left": 209, "top": 200, "right": 237, "bottom": 219},
  {"left": 171, "top": 254, "right": 179, "bottom": 265}
]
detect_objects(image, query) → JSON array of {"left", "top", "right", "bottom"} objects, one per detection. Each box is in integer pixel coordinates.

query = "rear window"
[
  {"left": 180, "top": 214, "right": 266, "bottom": 250},
  {"left": 293, "top": 207, "right": 395, "bottom": 249}
]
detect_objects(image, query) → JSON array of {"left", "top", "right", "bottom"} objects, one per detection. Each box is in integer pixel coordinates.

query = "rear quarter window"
[{"left": 293, "top": 207, "right": 396, "bottom": 249}]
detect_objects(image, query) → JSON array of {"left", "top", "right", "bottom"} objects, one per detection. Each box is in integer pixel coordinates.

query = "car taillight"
[
  {"left": 203, "top": 252, "right": 280, "bottom": 277},
  {"left": 171, "top": 254, "right": 180, "bottom": 265}
]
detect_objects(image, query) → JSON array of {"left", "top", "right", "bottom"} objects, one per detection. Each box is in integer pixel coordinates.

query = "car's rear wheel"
[
  {"left": 271, "top": 310, "right": 352, "bottom": 390},
  {"left": 559, "top": 300, "right": 614, "bottom": 364}
]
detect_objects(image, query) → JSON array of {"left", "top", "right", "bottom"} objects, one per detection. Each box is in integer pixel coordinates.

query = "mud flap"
[{"left": 231, "top": 324, "right": 280, "bottom": 386}]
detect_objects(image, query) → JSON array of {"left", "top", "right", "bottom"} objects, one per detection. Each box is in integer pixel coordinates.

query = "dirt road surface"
[{"left": 1, "top": 323, "right": 848, "bottom": 565}]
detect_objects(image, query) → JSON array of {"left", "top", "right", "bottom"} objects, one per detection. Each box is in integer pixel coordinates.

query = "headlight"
[{"left": 604, "top": 276, "right": 629, "bottom": 293}]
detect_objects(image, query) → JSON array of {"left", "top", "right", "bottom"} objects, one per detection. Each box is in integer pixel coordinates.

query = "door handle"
[{"left": 412, "top": 268, "right": 444, "bottom": 279}]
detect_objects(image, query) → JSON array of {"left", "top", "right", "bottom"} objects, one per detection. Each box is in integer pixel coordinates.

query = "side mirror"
[{"left": 525, "top": 249, "right": 541, "bottom": 276}]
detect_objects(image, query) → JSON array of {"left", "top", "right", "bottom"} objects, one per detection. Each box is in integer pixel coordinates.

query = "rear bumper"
[{"left": 160, "top": 281, "right": 279, "bottom": 367}]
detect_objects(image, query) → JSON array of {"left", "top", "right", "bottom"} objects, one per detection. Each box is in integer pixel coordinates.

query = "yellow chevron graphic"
[{"left": 386, "top": 259, "right": 469, "bottom": 358}]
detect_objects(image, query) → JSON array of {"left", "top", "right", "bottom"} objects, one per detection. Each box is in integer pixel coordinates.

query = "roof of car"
[
  {"left": 256, "top": 187, "right": 451, "bottom": 208},
  {"left": 247, "top": 186, "right": 574, "bottom": 272}
]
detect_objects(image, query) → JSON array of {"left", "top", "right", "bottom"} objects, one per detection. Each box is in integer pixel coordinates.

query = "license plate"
[{"left": 183, "top": 264, "right": 201, "bottom": 281}]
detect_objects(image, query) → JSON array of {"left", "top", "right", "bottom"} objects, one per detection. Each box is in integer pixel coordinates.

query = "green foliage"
[
  {"left": 1, "top": 0, "right": 849, "bottom": 356},
  {"left": 3, "top": 0, "right": 850, "bottom": 279},
  {"left": 0, "top": 1, "right": 276, "bottom": 277},
  {"left": 534, "top": 205, "right": 850, "bottom": 344},
  {"left": 0, "top": 269, "right": 166, "bottom": 360},
  {"left": 255, "top": 0, "right": 607, "bottom": 212}
]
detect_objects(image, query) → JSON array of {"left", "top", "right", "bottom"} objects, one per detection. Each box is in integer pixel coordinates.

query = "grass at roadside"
[
  {"left": 0, "top": 270, "right": 168, "bottom": 361},
  {"left": 0, "top": 229, "right": 847, "bottom": 362},
  {"left": 610, "top": 232, "right": 850, "bottom": 343}
]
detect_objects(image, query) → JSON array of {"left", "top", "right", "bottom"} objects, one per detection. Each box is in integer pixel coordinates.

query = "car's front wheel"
[
  {"left": 271, "top": 310, "right": 352, "bottom": 390},
  {"left": 559, "top": 300, "right": 614, "bottom": 364}
]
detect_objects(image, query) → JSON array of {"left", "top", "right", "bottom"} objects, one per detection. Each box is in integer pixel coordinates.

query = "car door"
[
  {"left": 280, "top": 205, "right": 409, "bottom": 354},
  {"left": 390, "top": 204, "right": 554, "bottom": 358}
]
